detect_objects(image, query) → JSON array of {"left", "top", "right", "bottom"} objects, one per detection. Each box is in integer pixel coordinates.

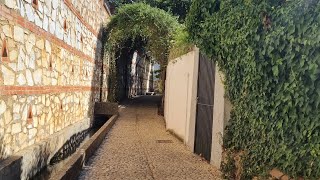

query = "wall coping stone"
[
  {"left": 94, "top": 102, "right": 119, "bottom": 116},
  {"left": 49, "top": 114, "right": 119, "bottom": 180}
]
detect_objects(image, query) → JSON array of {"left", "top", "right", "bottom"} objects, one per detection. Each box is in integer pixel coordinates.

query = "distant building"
[{"left": 116, "top": 51, "right": 154, "bottom": 99}]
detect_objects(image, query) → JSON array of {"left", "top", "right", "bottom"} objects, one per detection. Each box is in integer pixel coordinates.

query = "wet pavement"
[{"left": 79, "top": 96, "right": 221, "bottom": 180}]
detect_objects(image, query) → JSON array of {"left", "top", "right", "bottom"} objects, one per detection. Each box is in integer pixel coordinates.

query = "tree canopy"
[
  {"left": 107, "top": 0, "right": 191, "bottom": 22},
  {"left": 104, "top": 3, "right": 180, "bottom": 62}
]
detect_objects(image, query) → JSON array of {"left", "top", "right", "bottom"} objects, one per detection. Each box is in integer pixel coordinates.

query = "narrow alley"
[
  {"left": 1, "top": 0, "right": 315, "bottom": 178},
  {"left": 79, "top": 96, "right": 221, "bottom": 180}
]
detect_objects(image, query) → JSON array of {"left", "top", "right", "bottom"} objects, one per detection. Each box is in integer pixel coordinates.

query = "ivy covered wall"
[{"left": 186, "top": 0, "right": 320, "bottom": 179}]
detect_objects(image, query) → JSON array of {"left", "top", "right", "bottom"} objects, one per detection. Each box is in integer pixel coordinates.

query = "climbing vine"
[
  {"left": 169, "top": 26, "right": 193, "bottom": 60},
  {"left": 108, "top": 0, "right": 192, "bottom": 22},
  {"left": 102, "top": 3, "right": 180, "bottom": 102},
  {"left": 187, "top": 0, "right": 320, "bottom": 179}
]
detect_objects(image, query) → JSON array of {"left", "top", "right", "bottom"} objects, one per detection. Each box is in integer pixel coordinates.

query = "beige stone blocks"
[{"left": 0, "top": 0, "right": 109, "bottom": 167}]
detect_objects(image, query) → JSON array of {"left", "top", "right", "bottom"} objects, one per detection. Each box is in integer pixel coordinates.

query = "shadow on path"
[
  {"left": 120, "top": 95, "right": 162, "bottom": 107},
  {"left": 79, "top": 95, "right": 221, "bottom": 180}
]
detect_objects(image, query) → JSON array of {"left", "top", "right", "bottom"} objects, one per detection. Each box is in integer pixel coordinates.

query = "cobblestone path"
[{"left": 79, "top": 96, "right": 221, "bottom": 180}]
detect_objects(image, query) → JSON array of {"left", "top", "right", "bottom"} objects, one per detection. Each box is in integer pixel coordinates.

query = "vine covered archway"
[{"left": 102, "top": 3, "right": 180, "bottom": 102}]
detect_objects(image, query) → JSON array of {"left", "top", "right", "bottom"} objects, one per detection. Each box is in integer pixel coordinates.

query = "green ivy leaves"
[
  {"left": 103, "top": 3, "right": 180, "bottom": 102},
  {"left": 187, "top": 0, "right": 320, "bottom": 179}
]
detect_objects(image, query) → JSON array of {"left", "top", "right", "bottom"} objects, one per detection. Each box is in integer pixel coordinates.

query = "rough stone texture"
[
  {"left": 4, "top": 0, "right": 109, "bottom": 55},
  {"left": 79, "top": 96, "right": 222, "bottom": 180},
  {"left": 16, "top": 118, "right": 90, "bottom": 180},
  {"left": 0, "top": 0, "right": 110, "bottom": 179},
  {"left": 70, "top": 0, "right": 110, "bottom": 31},
  {"left": 0, "top": 0, "right": 109, "bottom": 157},
  {"left": 0, "top": 92, "right": 95, "bottom": 158}
]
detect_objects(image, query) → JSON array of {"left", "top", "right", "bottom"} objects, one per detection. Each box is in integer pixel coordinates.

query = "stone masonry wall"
[
  {"left": 70, "top": 0, "right": 110, "bottom": 29},
  {"left": 0, "top": 0, "right": 110, "bottom": 178}
]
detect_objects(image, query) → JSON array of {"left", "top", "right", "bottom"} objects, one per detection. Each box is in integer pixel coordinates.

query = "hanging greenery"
[
  {"left": 169, "top": 26, "right": 193, "bottom": 60},
  {"left": 107, "top": 0, "right": 192, "bottom": 22},
  {"left": 102, "top": 3, "right": 180, "bottom": 102},
  {"left": 187, "top": 0, "right": 320, "bottom": 179}
]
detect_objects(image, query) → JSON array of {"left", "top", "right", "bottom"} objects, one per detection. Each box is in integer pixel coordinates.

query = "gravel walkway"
[{"left": 79, "top": 96, "right": 221, "bottom": 180}]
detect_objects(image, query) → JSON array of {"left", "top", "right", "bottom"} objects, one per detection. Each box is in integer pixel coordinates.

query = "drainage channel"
[{"left": 31, "top": 115, "right": 111, "bottom": 180}]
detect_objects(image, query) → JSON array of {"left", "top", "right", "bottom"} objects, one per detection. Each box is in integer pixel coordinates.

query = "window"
[
  {"left": 49, "top": 57, "right": 53, "bottom": 71},
  {"left": 27, "top": 106, "right": 33, "bottom": 125},
  {"left": 1, "top": 39, "right": 9, "bottom": 61},
  {"left": 32, "top": 0, "right": 38, "bottom": 9},
  {"left": 63, "top": 20, "right": 67, "bottom": 32}
]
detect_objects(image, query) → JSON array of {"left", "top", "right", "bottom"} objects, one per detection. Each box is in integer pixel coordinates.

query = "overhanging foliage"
[
  {"left": 108, "top": 0, "right": 192, "bottom": 22},
  {"left": 187, "top": 0, "right": 320, "bottom": 179},
  {"left": 102, "top": 3, "right": 180, "bottom": 102}
]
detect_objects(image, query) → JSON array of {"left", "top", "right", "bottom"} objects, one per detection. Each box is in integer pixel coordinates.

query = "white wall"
[
  {"left": 165, "top": 49, "right": 231, "bottom": 169},
  {"left": 210, "top": 67, "right": 232, "bottom": 168},
  {"left": 165, "top": 48, "right": 199, "bottom": 150}
]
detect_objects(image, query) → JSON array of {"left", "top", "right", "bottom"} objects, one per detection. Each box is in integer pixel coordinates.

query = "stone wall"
[{"left": 0, "top": 0, "right": 110, "bottom": 178}]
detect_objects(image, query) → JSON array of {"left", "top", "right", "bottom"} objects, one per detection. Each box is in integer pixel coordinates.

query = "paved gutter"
[{"left": 49, "top": 114, "right": 119, "bottom": 180}]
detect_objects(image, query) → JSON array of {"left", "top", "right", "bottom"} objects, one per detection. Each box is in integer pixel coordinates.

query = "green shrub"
[
  {"left": 187, "top": 0, "right": 320, "bottom": 178},
  {"left": 169, "top": 26, "right": 193, "bottom": 60}
]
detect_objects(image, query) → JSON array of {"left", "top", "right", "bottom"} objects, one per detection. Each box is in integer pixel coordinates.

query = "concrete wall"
[
  {"left": 0, "top": 0, "right": 110, "bottom": 179},
  {"left": 210, "top": 67, "right": 232, "bottom": 168},
  {"left": 165, "top": 49, "right": 232, "bottom": 169},
  {"left": 164, "top": 48, "right": 199, "bottom": 150}
]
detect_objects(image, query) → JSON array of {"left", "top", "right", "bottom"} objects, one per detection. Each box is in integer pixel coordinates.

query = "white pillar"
[
  {"left": 210, "top": 66, "right": 232, "bottom": 168},
  {"left": 146, "top": 62, "right": 152, "bottom": 93}
]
